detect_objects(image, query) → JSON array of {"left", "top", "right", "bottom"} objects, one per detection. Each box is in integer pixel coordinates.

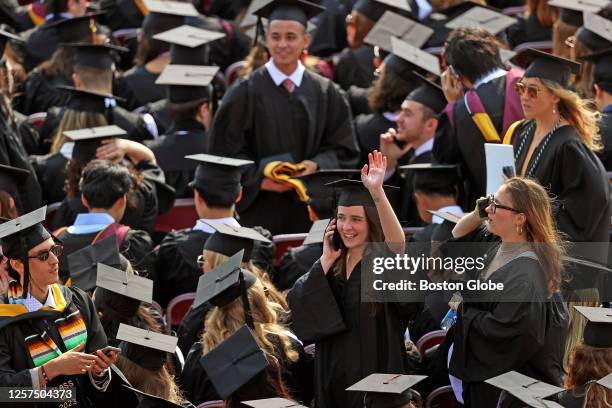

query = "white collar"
[
  {"left": 265, "top": 59, "right": 305, "bottom": 87},
  {"left": 414, "top": 137, "right": 434, "bottom": 158},
  {"left": 383, "top": 111, "right": 399, "bottom": 122},
  {"left": 60, "top": 142, "right": 74, "bottom": 160},
  {"left": 473, "top": 68, "right": 507, "bottom": 89},
  {"left": 432, "top": 205, "right": 464, "bottom": 224},
  {"left": 24, "top": 286, "right": 56, "bottom": 312},
  {"left": 193, "top": 217, "right": 240, "bottom": 234}
]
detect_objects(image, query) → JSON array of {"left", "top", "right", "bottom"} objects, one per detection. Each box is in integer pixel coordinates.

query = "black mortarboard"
[
  {"left": 65, "top": 43, "right": 128, "bottom": 70},
  {"left": 254, "top": 0, "right": 324, "bottom": 27},
  {"left": 400, "top": 164, "right": 461, "bottom": 195},
  {"left": 444, "top": 5, "right": 517, "bottom": 35},
  {"left": 561, "top": 255, "right": 612, "bottom": 301},
  {"left": 385, "top": 36, "right": 440, "bottom": 80},
  {"left": 0, "top": 207, "right": 50, "bottom": 298},
  {"left": 203, "top": 221, "right": 272, "bottom": 261},
  {"left": 485, "top": 371, "right": 564, "bottom": 408},
  {"left": 156, "top": 65, "right": 218, "bottom": 103},
  {"left": 59, "top": 86, "right": 124, "bottom": 115},
  {"left": 67, "top": 235, "right": 121, "bottom": 291},
  {"left": 346, "top": 373, "right": 427, "bottom": 408},
  {"left": 294, "top": 169, "right": 361, "bottom": 219},
  {"left": 577, "top": 11, "right": 612, "bottom": 52},
  {"left": 63, "top": 124, "right": 127, "bottom": 163},
  {"left": 242, "top": 399, "right": 308, "bottom": 408},
  {"left": 579, "top": 46, "right": 612, "bottom": 92},
  {"left": 0, "top": 164, "right": 29, "bottom": 199},
  {"left": 364, "top": 11, "right": 433, "bottom": 53},
  {"left": 141, "top": 0, "right": 197, "bottom": 37},
  {"left": 49, "top": 13, "right": 104, "bottom": 44},
  {"left": 353, "top": 0, "right": 411, "bottom": 22},
  {"left": 574, "top": 305, "right": 612, "bottom": 348},
  {"left": 325, "top": 179, "right": 398, "bottom": 208},
  {"left": 405, "top": 71, "right": 447, "bottom": 114},
  {"left": 521, "top": 48, "right": 581, "bottom": 86},
  {"left": 200, "top": 325, "right": 269, "bottom": 399},
  {"left": 185, "top": 153, "right": 253, "bottom": 204},
  {"left": 548, "top": 0, "right": 608, "bottom": 26},
  {"left": 0, "top": 26, "right": 23, "bottom": 55},
  {"left": 117, "top": 323, "right": 177, "bottom": 371},
  {"left": 121, "top": 384, "right": 183, "bottom": 408}
]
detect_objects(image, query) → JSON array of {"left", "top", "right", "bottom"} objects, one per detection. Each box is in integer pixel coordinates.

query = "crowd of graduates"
[{"left": 0, "top": 0, "right": 611, "bottom": 407}]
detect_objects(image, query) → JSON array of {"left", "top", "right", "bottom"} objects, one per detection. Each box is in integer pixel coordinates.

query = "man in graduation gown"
[
  {"left": 53, "top": 160, "right": 155, "bottom": 283},
  {"left": 434, "top": 26, "right": 523, "bottom": 207},
  {"left": 207, "top": 0, "right": 360, "bottom": 235}
]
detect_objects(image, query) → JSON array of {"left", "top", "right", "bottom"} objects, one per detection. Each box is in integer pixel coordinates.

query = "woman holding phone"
[{"left": 288, "top": 151, "right": 411, "bottom": 408}]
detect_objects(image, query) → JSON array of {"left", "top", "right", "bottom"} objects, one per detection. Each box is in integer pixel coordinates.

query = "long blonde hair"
[
  {"left": 116, "top": 356, "right": 185, "bottom": 405},
  {"left": 572, "top": 38, "right": 596, "bottom": 99},
  {"left": 541, "top": 79, "right": 602, "bottom": 152},
  {"left": 201, "top": 277, "right": 299, "bottom": 365},
  {"left": 51, "top": 109, "right": 108, "bottom": 153}
]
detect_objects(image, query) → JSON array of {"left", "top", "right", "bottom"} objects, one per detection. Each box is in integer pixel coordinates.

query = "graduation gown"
[
  {"left": 512, "top": 121, "right": 611, "bottom": 248},
  {"left": 347, "top": 85, "right": 371, "bottom": 117},
  {"left": 176, "top": 301, "right": 213, "bottom": 357},
  {"left": 117, "top": 65, "right": 165, "bottom": 110},
  {"left": 596, "top": 109, "right": 612, "bottom": 171},
  {"left": 141, "top": 99, "right": 171, "bottom": 136},
  {"left": 20, "top": 70, "right": 72, "bottom": 116},
  {"left": 30, "top": 152, "right": 69, "bottom": 205},
  {"left": 506, "top": 13, "right": 552, "bottom": 48},
  {"left": 14, "top": 111, "right": 42, "bottom": 156},
  {"left": 287, "top": 259, "right": 412, "bottom": 408},
  {"left": 207, "top": 66, "right": 360, "bottom": 235},
  {"left": 555, "top": 388, "right": 585, "bottom": 408},
  {"left": 21, "top": 21, "right": 62, "bottom": 72},
  {"left": 0, "top": 285, "right": 110, "bottom": 408},
  {"left": 333, "top": 46, "right": 375, "bottom": 91},
  {"left": 275, "top": 243, "right": 323, "bottom": 291},
  {"left": 153, "top": 228, "right": 211, "bottom": 308},
  {"left": 145, "top": 119, "right": 208, "bottom": 199},
  {"left": 354, "top": 112, "right": 395, "bottom": 167},
  {"left": 449, "top": 247, "right": 568, "bottom": 408}
]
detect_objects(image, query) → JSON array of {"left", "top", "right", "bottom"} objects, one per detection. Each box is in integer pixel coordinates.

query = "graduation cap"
[
  {"left": 63, "top": 124, "right": 127, "bottom": 163},
  {"left": 579, "top": 46, "right": 612, "bottom": 91},
  {"left": 141, "top": 0, "right": 197, "bottom": 37},
  {"left": 400, "top": 163, "right": 461, "bottom": 195},
  {"left": 67, "top": 235, "right": 121, "bottom": 291},
  {"left": 364, "top": 11, "right": 433, "bottom": 53},
  {"left": 49, "top": 13, "right": 104, "bottom": 44},
  {"left": 0, "top": 206, "right": 50, "bottom": 298},
  {"left": 561, "top": 255, "right": 612, "bottom": 301},
  {"left": 96, "top": 262, "right": 153, "bottom": 304},
  {"left": 294, "top": 169, "right": 361, "bottom": 219},
  {"left": 0, "top": 26, "right": 23, "bottom": 55},
  {"left": 193, "top": 249, "right": 249, "bottom": 307},
  {"left": 598, "top": 373, "right": 612, "bottom": 390},
  {"left": 385, "top": 36, "right": 441, "bottom": 80},
  {"left": 353, "top": 0, "right": 411, "bottom": 22},
  {"left": 156, "top": 65, "right": 218, "bottom": 103},
  {"left": 117, "top": 323, "right": 178, "bottom": 371},
  {"left": 302, "top": 218, "right": 330, "bottom": 245},
  {"left": 444, "top": 5, "right": 518, "bottom": 35},
  {"left": 185, "top": 153, "right": 253, "bottom": 205},
  {"left": 325, "top": 179, "right": 399, "bottom": 208},
  {"left": 65, "top": 43, "right": 128, "bottom": 70},
  {"left": 574, "top": 305, "right": 612, "bottom": 348},
  {"left": 121, "top": 384, "right": 183, "bottom": 408},
  {"left": 203, "top": 221, "right": 271, "bottom": 261},
  {"left": 242, "top": 399, "right": 308, "bottom": 408},
  {"left": 577, "top": 12, "right": 612, "bottom": 52},
  {"left": 154, "top": 24, "right": 225, "bottom": 49},
  {"left": 404, "top": 71, "right": 447, "bottom": 114},
  {"left": 58, "top": 86, "right": 125, "bottom": 127},
  {"left": 485, "top": 371, "right": 565, "bottom": 408},
  {"left": 0, "top": 164, "right": 29, "bottom": 198},
  {"left": 200, "top": 325, "right": 269, "bottom": 400},
  {"left": 346, "top": 373, "right": 427, "bottom": 408},
  {"left": 548, "top": 0, "right": 608, "bottom": 26},
  {"left": 253, "top": 0, "right": 324, "bottom": 27},
  {"left": 520, "top": 48, "right": 581, "bottom": 87}
]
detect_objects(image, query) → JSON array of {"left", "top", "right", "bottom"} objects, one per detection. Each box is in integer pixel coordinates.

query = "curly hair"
[
  {"left": 367, "top": 64, "right": 420, "bottom": 114},
  {"left": 565, "top": 343, "right": 612, "bottom": 408}
]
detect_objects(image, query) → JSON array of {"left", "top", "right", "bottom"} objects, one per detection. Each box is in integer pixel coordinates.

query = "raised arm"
[{"left": 362, "top": 150, "right": 405, "bottom": 254}]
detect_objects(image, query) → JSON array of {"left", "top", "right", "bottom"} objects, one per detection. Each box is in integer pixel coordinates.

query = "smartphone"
[
  {"left": 393, "top": 136, "right": 407, "bottom": 149},
  {"left": 476, "top": 197, "right": 490, "bottom": 219},
  {"left": 502, "top": 166, "right": 516, "bottom": 179},
  {"left": 327, "top": 218, "right": 344, "bottom": 251},
  {"left": 448, "top": 65, "right": 460, "bottom": 80},
  {"left": 99, "top": 346, "right": 121, "bottom": 356}
]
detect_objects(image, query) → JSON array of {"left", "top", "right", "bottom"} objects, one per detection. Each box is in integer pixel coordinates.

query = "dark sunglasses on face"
[
  {"left": 28, "top": 244, "right": 63, "bottom": 262},
  {"left": 485, "top": 195, "right": 521, "bottom": 214},
  {"left": 515, "top": 82, "right": 542, "bottom": 99}
]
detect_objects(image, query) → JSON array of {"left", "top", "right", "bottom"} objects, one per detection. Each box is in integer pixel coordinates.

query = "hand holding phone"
[
  {"left": 476, "top": 196, "right": 491, "bottom": 219},
  {"left": 321, "top": 219, "right": 343, "bottom": 274},
  {"left": 98, "top": 346, "right": 121, "bottom": 356}
]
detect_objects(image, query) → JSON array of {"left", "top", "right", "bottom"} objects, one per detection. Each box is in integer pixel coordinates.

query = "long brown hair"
[
  {"left": 368, "top": 64, "right": 420, "bottom": 114},
  {"left": 503, "top": 177, "right": 565, "bottom": 296},
  {"left": 565, "top": 343, "right": 612, "bottom": 408},
  {"left": 349, "top": 10, "right": 376, "bottom": 49},
  {"left": 541, "top": 79, "right": 602, "bottom": 152},
  {"left": 572, "top": 38, "right": 595, "bottom": 99},
  {"left": 552, "top": 19, "right": 578, "bottom": 59},
  {"left": 526, "top": 0, "right": 558, "bottom": 27}
]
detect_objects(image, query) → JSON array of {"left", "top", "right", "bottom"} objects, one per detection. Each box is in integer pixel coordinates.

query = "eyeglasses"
[
  {"left": 514, "top": 82, "right": 542, "bottom": 99},
  {"left": 197, "top": 255, "right": 208, "bottom": 268},
  {"left": 486, "top": 195, "right": 521, "bottom": 214},
  {"left": 27, "top": 245, "right": 63, "bottom": 262}
]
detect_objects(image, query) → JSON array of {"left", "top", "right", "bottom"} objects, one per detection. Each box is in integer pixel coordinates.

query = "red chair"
[
  {"left": 112, "top": 28, "right": 140, "bottom": 46},
  {"left": 196, "top": 402, "right": 224, "bottom": 408},
  {"left": 273, "top": 233, "right": 308, "bottom": 267},
  {"left": 513, "top": 41, "right": 553, "bottom": 67},
  {"left": 416, "top": 330, "right": 447, "bottom": 356},
  {"left": 224, "top": 60, "right": 247, "bottom": 87},
  {"left": 27, "top": 112, "right": 47, "bottom": 129},
  {"left": 165, "top": 293, "right": 195, "bottom": 328},
  {"left": 425, "top": 385, "right": 459, "bottom": 408},
  {"left": 45, "top": 202, "right": 62, "bottom": 230},
  {"left": 154, "top": 198, "right": 199, "bottom": 234}
]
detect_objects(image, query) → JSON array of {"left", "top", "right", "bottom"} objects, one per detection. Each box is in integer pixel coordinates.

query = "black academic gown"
[
  {"left": 180, "top": 334, "right": 313, "bottom": 406},
  {"left": 276, "top": 243, "right": 323, "bottom": 291},
  {"left": 145, "top": 119, "right": 208, "bottom": 199},
  {"left": 14, "top": 111, "right": 41, "bottom": 156},
  {"left": 153, "top": 228, "right": 211, "bottom": 308},
  {"left": 117, "top": 65, "right": 165, "bottom": 110},
  {"left": 287, "top": 258, "right": 412, "bottom": 408},
  {"left": 506, "top": 13, "right": 552, "bottom": 48},
  {"left": 596, "top": 110, "right": 612, "bottom": 170},
  {"left": 21, "top": 20, "right": 62, "bottom": 72},
  {"left": 513, "top": 121, "right": 611, "bottom": 248},
  {"left": 333, "top": 46, "right": 375, "bottom": 91},
  {"left": 348, "top": 85, "right": 371, "bottom": 117},
  {"left": 354, "top": 112, "right": 395, "bottom": 167},
  {"left": 449, "top": 243, "right": 568, "bottom": 408},
  {"left": 207, "top": 67, "right": 360, "bottom": 235},
  {"left": 176, "top": 301, "right": 213, "bottom": 357},
  {"left": 0, "top": 285, "right": 111, "bottom": 408},
  {"left": 20, "top": 70, "right": 72, "bottom": 116},
  {"left": 30, "top": 152, "right": 69, "bottom": 205},
  {"left": 555, "top": 388, "right": 585, "bottom": 408},
  {"left": 141, "top": 99, "right": 171, "bottom": 136}
]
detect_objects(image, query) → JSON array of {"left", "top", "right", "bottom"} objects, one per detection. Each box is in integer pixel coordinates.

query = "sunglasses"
[
  {"left": 514, "top": 82, "right": 542, "bottom": 99},
  {"left": 485, "top": 195, "right": 521, "bottom": 214},
  {"left": 197, "top": 255, "right": 208, "bottom": 268},
  {"left": 28, "top": 244, "right": 63, "bottom": 262}
]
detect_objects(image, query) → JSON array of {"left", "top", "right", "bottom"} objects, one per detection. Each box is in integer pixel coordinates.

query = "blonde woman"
[
  {"left": 179, "top": 273, "right": 313, "bottom": 406},
  {"left": 506, "top": 49, "right": 610, "bottom": 246}
]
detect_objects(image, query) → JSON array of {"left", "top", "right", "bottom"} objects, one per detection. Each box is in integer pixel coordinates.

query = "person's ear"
[
  {"left": 9, "top": 258, "right": 23, "bottom": 275},
  {"left": 594, "top": 83, "right": 604, "bottom": 99},
  {"left": 303, "top": 32, "right": 312, "bottom": 50},
  {"left": 81, "top": 194, "right": 89, "bottom": 209},
  {"left": 425, "top": 117, "right": 439, "bottom": 134},
  {"left": 72, "top": 73, "right": 81, "bottom": 88},
  {"left": 235, "top": 187, "right": 243, "bottom": 204},
  {"left": 516, "top": 212, "right": 527, "bottom": 227}
]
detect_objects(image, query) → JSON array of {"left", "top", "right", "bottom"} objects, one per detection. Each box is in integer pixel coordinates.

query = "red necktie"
[{"left": 282, "top": 78, "right": 295, "bottom": 94}]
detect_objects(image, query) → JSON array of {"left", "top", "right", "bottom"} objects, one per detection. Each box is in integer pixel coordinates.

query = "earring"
[{"left": 515, "top": 224, "right": 523, "bottom": 235}]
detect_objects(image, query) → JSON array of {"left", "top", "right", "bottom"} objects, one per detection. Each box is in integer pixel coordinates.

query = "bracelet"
[{"left": 40, "top": 364, "right": 50, "bottom": 383}]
